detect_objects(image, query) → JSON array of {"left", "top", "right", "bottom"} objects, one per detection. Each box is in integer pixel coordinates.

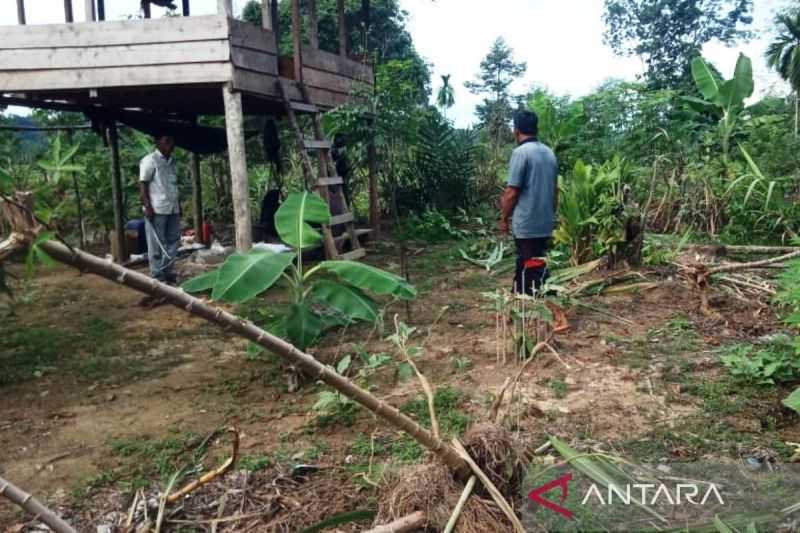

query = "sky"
[{"left": 0, "top": 0, "right": 792, "bottom": 127}]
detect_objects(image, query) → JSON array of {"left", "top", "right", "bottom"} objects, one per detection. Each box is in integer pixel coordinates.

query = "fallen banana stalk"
[
  {"left": 442, "top": 475, "right": 477, "bottom": 533},
  {"left": 0, "top": 476, "right": 77, "bottom": 533}
]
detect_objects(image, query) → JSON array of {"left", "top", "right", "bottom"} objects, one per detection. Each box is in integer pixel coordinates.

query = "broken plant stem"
[
  {"left": 167, "top": 427, "right": 240, "bottom": 504},
  {"left": 393, "top": 314, "right": 440, "bottom": 441},
  {"left": 364, "top": 511, "right": 427, "bottom": 533},
  {"left": 443, "top": 475, "right": 477, "bottom": 533},
  {"left": 0, "top": 476, "right": 77, "bottom": 533}
]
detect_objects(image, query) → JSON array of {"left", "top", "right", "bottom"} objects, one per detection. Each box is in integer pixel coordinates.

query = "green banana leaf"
[
  {"left": 275, "top": 191, "right": 331, "bottom": 249},
  {"left": 784, "top": 387, "right": 800, "bottom": 415},
  {"left": 691, "top": 56, "right": 722, "bottom": 101},
  {"left": 309, "top": 280, "right": 379, "bottom": 323},
  {"left": 211, "top": 250, "right": 295, "bottom": 303},
  {"left": 286, "top": 303, "right": 323, "bottom": 350},
  {"left": 731, "top": 53, "right": 755, "bottom": 104},
  {"left": 181, "top": 270, "right": 219, "bottom": 293},
  {"left": 319, "top": 261, "right": 416, "bottom": 300}
]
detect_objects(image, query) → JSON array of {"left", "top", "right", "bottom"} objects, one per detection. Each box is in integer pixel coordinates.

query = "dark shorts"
[{"left": 514, "top": 237, "right": 550, "bottom": 296}]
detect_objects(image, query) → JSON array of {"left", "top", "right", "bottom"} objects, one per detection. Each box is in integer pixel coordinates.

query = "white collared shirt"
[{"left": 139, "top": 150, "right": 179, "bottom": 215}]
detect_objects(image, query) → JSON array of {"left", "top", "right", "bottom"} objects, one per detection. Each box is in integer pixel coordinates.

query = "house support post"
[
  {"left": 191, "top": 153, "right": 204, "bottom": 244},
  {"left": 107, "top": 122, "right": 128, "bottom": 263},
  {"left": 338, "top": 0, "right": 347, "bottom": 56},
  {"left": 291, "top": 0, "right": 303, "bottom": 82},
  {"left": 222, "top": 84, "right": 252, "bottom": 252}
]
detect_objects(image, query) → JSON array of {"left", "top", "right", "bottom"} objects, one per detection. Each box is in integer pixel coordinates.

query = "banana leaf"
[
  {"left": 320, "top": 261, "right": 416, "bottom": 300},
  {"left": 211, "top": 250, "right": 295, "bottom": 303},
  {"left": 275, "top": 191, "right": 331, "bottom": 250},
  {"left": 309, "top": 280, "right": 379, "bottom": 323},
  {"left": 286, "top": 303, "right": 323, "bottom": 350}
]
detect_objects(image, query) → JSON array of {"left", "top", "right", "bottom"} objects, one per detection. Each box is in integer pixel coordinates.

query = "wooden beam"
[
  {"left": 107, "top": 122, "right": 128, "bottom": 263},
  {"left": 222, "top": 84, "right": 252, "bottom": 252},
  {"left": 291, "top": 0, "right": 303, "bottom": 82},
  {"left": 182, "top": 0, "right": 190, "bottom": 16},
  {"left": 0, "top": 15, "right": 229, "bottom": 49},
  {"left": 270, "top": 0, "right": 280, "bottom": 53},
  {"left": 96, "top": 0, "right": 105, "bottom": 21},
  {"left": 84, "top": 0, "right": 95, "bottom": 21},
  {"left": 64, "top": 0, "right": 74, "bottom": 22},
  {"left": 16, "top": 0, "right": 26, "bottom": 25},
  {"left": 308, "top": 0, "right": 319, "bottom": 49},
  {"left": 191, "top": 153, "right": 204, "bottom": 244},
  {"left": 338, "top": 0, "right": 347, "bottom": 57},
  {"left": 218, "top": 0, "right": 233, "bottom": 17},
  {"left": 368, "top": 132, "right": 379, "bottom": 237},
  {"left": 261, "top": 0, "right": 271, "bottom": 30}
]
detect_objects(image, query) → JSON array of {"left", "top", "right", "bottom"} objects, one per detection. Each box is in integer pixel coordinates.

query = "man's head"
[
  {"left": 513, "top": 110, "right": 538, "bottom": 144},
  {"left": 155, "top": 134, "right": 176, "bottom": 158}
]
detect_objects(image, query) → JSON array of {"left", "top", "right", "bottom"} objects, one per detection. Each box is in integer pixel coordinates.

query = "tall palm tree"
[
  {"left": 766, "top": 11, "right": 800, "bottom": 137},
  {"left": 436, "top": 74, "right": 456, "bottom": 119}
]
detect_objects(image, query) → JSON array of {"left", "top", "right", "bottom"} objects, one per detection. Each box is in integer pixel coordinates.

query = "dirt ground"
[{"left": 1, "top": 239, "right": 798, "bottom": 531}]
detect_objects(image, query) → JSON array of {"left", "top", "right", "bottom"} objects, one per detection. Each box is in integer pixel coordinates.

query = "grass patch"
[
  {"left": 548, "top": 377, "right": 569, "bottom": 399},
  {"left": 391, "top": 386, "right": 473, "bottom": 463}
]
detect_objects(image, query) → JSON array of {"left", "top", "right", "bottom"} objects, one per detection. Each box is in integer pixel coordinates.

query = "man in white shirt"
[{"left": 139, "top": 134, "right": 180, "bottom": 286}]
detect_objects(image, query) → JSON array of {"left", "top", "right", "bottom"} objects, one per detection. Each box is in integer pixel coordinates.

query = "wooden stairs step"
[
  {"left": 317, "top": 176, "right": 343, "bottom": 187},
  {"left": 338, "top": 248, "right": 366, "bottom": 261},
  {"left": 329, "top": 213, "right": 354, "bottom": 226},
  {"left": 334, "top": 228, "right": 372, "bottom": 246},
  {"left": 289, "top": 101, "right": 320, "bottom": 113},
  {"left": 303, "top": 139, "right": 332, "bottom": 150}
]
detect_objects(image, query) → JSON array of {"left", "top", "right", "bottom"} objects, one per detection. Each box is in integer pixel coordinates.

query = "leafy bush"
[
  {"left": 554, "top": 158, "right": 627, "bottom": 265},
  {"left": 398, "top": 209, "right": 469, "bottom": 242},
  {"left": 720, "top": 336, "right": 800, "bottom": 385}
]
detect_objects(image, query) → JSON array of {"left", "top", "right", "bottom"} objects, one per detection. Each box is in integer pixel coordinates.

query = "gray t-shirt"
[
  {"left": 507, "top": 141, "right": 558, "bottom": 239},
  {"left": 140, "top": 150, "right": 179, "bottom": 215}
]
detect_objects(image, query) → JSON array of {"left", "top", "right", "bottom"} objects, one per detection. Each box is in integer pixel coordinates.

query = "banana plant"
[
  {"left": 685, "top": 53, "right": 754, "bottom": 165},
  {"left": 182, "top": 191, "right": 415, "bottom": 350}
]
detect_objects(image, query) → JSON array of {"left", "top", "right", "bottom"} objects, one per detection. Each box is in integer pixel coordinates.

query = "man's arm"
[
  {"left": 499, "top": 186, "right": 521, "bottom": 234},
  {"left": 139, "top": 157, "right": 155, "bottom": 219}
]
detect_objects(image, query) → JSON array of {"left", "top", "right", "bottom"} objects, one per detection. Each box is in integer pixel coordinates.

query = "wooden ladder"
[{"left": 277, "top": 79, "right": 366, "bottom": 261}]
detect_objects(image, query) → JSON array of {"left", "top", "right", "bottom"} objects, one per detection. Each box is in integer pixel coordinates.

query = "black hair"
[
  {"left": 153, "top": 133, "right": 174, "bottom": 143},
  {"left": 513, "top": 110, "right": 539, "bottom": 136}
]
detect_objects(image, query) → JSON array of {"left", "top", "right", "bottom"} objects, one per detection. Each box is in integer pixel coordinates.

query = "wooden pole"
[
  {"left": 261, "top": 0, "right": 271, "bottom": 30},
  {"left": 107, "top": 123, "right": 127, "bottom": 263},
  {"left": 270, "top": 0, "right": 280, "bottom": 53},
  {"left": 16, "top": 0, "right": 26, "bottom": 25},
  {"left": 218, "top": 0, "right": 233, "bottom": 17},
  {"left": 182, "top": 0, "right": 190, "bottom": 16},
  {"left": 191, "top": 153, "right": 204, "bottom": 244},
  {"left": 84, "top": 0, "right": 95, "bottom": 21},
  {"left": 64, "top": 0, "right": 74, "bottom": 22},
  {"left": 338, "top": 0, "right": 347, "bottom": 57},
  {"left": 222, "top": 84, "right": 252, "bottom": 252},
  {"left": 291, "top": 0, "right": 303, "bottom": 82},
  {"left": 367, "top": 123, "right": 379, "bottom": 237},
  {"left": 96, "top": 0, "right": 105, "bottom": 21},
  {"left": 361, "top": 0, "right": 370, "bottom": 61},
  {"left": 308, "top": 0, "right": 319, "bottom": 49}
]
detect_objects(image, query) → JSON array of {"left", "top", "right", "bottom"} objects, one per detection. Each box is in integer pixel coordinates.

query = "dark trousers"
[{"left": 514, "top": 237, "right": 550, "bottom": 295}]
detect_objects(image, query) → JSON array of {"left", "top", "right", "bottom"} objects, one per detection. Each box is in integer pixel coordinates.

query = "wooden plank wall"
[{"left": 0, "top": 15, "right": 233, "bottom": 92}]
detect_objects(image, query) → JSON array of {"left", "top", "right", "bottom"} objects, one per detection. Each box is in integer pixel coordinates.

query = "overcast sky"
[{"left": 0, "top": 0, "right": 791, "bottom": 127}]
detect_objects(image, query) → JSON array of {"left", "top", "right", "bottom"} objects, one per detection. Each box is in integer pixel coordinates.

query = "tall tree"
[
  {"left": 465, "top": 37, "right": 527, "bottom": 143},
  {"left": 603, "top": 0, "right": 753, "bottom": 89},
  {"left": 436, "top": 74, "right": 455, "bottom": 119},
  {"left": 766, "top": 10, "right": 800, "bottom": 137}
]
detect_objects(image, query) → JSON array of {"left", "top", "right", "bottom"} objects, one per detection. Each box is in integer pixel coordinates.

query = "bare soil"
[{"left": 1, "top": 240, "right": 798, "bottom": 531}]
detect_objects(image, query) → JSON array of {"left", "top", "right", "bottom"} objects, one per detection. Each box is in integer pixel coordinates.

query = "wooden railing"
[{"left": 12, "top": 0, "right": 352, "bottom": 67}]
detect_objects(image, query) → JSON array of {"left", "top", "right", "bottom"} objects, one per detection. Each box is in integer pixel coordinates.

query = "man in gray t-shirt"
[
  {"left": 139, "top": 134, "right": 180, "bottom": 287},
  {"left": 499, "top": 110, "right": 558, "bottom": 296}
]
